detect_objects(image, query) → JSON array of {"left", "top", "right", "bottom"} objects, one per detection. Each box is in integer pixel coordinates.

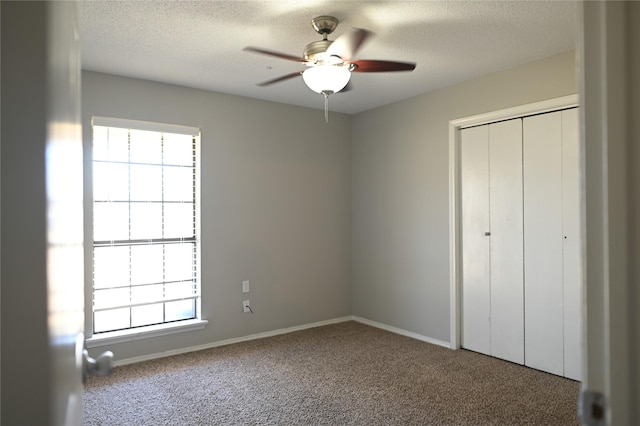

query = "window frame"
[{"left": 85, "top": 116, "right": 207, "bottom": 347}]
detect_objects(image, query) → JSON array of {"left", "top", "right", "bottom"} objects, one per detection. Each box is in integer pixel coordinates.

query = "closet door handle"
[{"left": 484, "top": 231, "right": 491, "bottom": 236}]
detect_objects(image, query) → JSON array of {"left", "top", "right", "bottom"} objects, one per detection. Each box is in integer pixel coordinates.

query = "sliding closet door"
[
  {"left": 489, "top": 119, "right": 524, "bottom": 364},
  {"left": 461, "top": 125, "right": 491, "bottom": 355},
  {"left": 523, "top": 111, "right": 564, "bottom": 376},
  {"left": 561, "top": 108, "right": 582, "bottom": 381}
]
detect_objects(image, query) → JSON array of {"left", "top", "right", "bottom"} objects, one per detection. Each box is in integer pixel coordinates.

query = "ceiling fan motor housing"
[
  {"left": 311, "top": 16, "right": 338, "bottom": 35},
  {"left": 303, "top": 40, "right": 333, "bottom": 62},
  {"left": 305, "top": 16, "right": 341, "bottom": 63}
]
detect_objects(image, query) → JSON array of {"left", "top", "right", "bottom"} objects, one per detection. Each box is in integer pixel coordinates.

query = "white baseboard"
[
  {"left": 352, "top": 316, "right": 451, "bottom": 348},
  {"left": 114, "top": 315, "right": 450, "bottom": 367},
  {"left": 114, "top": 316, "right": 353, "bottom": 367}
]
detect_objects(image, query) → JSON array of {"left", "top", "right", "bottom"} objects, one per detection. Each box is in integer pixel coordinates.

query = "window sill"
[{"left": 86, "top": 319, "right": 208, "bottom": 348}]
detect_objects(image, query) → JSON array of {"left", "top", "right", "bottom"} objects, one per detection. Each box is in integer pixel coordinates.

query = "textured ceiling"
[{"left": 80, "top": 1, "right": 578, "bottom": 115}]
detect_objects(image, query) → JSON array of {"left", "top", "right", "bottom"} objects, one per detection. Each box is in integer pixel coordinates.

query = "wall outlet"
[
  {"left": 242, "top": 280, "right": 250, "bottom": 293},
  {"left": 242, "top": 300, "right": 251, "bottom": 313}
]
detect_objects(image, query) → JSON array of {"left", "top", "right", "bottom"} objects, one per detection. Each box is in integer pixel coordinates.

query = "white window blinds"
[{"left": 91, "top": 117, "right": 200, "bottom": 334}]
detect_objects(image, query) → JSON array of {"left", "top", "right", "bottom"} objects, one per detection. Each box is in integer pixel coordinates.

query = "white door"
[
  {"left": 461, "top": 125, "right": 491, "bottom": 355},
  {"left": 2, "top": 2, "right": 86, "bottom": 424},
  {"left": 460, "top": 119, "right": 523, "bottom": 363},
  {"left": 523, "top": 111, "right": 565, "bottom": 376},
  {"left": 488, "top": 119, "right": 524, "bottom": 365},
  {"left": 580, "top": 2, "right": 640, "bottom": 423},
  {"left": 47, "top": 2, "right": 87, "bottom": 424}
]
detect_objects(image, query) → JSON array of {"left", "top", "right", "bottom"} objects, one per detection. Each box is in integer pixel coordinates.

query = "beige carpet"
[{"left": 84, "top": 321, "right": 579, "bottom": 425}]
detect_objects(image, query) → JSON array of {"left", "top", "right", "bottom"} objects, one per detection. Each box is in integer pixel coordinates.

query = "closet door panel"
[
  {"left": 523, "top": 112, "right": 564, "bottom": 376},
  {"left": 460, "top": 125, "right": 491, "bottom": 355},
  {"left": 489, "top": 119, "right": 524, "bottom": 364},
  {"left": 562, "top": 108, "right": 582, "bottom": 381}
]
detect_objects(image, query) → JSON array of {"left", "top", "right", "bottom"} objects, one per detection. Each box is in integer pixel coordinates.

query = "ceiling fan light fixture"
[
  {"left": 302, "top": 65, "right": 351, "bottom": 95},
  {"left": 244, "top": 15, "right": 416, "bottom": 122}
]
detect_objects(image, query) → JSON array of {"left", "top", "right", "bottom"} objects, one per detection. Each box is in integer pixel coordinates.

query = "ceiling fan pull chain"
[{"left": 324, "top": 92, "right": 329, "bottom": 123}]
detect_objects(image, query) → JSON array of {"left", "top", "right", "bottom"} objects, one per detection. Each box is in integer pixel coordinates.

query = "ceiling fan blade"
[
  {"left": 326, "top": 28, "right": 373, "bottom": 60},
  {"left": 348, "top": 60, "right": 416, "bottom": 72},
  {"left": 243, "top": 46, "right": 307, "bottom": 63},
  {"left": 256, "top": 71, "right": 304, "bottom": 87}
]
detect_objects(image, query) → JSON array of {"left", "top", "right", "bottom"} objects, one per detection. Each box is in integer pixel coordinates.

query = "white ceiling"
[{"left": 80, "top": 1, "right": 578, "bottom": 115}]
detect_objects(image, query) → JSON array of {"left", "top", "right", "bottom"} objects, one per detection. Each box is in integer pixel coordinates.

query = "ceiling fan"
[{"left": 244, "top": 15, "right": 416, "bottom": 122}]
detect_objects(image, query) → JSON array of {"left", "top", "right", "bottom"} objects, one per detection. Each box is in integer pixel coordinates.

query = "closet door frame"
[{"left": 448, "top": 94, "right": 579, "bottom": 350}]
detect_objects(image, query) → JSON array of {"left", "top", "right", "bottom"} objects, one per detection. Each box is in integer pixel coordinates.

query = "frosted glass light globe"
[{"left": 302, "top": 65, "right": 351, "bottom": 94}]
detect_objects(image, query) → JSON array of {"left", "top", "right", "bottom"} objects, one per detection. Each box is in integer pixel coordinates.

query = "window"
[{"left": 91, "top": 117, "right": 200, "bottom": 334}]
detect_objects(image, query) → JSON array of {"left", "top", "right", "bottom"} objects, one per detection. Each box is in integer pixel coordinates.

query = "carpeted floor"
[{"left": 84, "top": 321, "right": 580, "bottom": 425}]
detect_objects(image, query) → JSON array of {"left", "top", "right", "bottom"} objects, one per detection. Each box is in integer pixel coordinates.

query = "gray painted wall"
[
  {"left": 351, "top": 50, "right": 577, "bottom": 342},
  {"left": 82, "top": 72, "right": 352, "bottom": 361}
]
